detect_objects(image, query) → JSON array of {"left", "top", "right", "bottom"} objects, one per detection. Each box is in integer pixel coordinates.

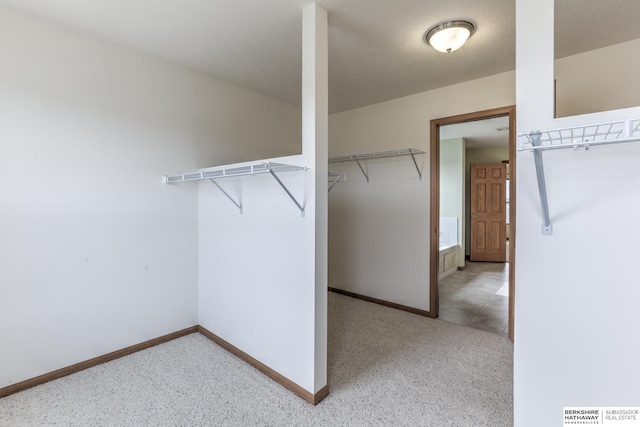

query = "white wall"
[
  {"left": 0, "top": 6, "right": 300, "bottom": 388},
  {"left": 440, "top": 138, "right": 465, "bottom": 266},
  {"left": 198, "top": 4, "right": 327, "bottom": 395},
  {"left": 328, "top": 72, "right": 515, "bottom": 311},
  {"left": 555, "top": 38, "right": 640, "bottom": 118},
  {"left": 515, "top": 1, "right": 640, "bottom": 425},
  {"left": 465, "top": 146, "right": 510, "bottom": 255},
  {"left": 198, "top": 159, "right": 317, "bottom": 390}
]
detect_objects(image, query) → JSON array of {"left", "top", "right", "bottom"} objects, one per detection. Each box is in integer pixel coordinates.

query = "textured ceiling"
[
  {"left": 1, "top": 0, "right": 639, "bottom": 113},
  {"left": 555, "top": 0, "right": 640, "bottom": 58}
]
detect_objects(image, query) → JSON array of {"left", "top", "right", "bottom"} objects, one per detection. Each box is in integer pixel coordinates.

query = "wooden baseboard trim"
[
  {"left": 0, "top": 325, "right": 198, "bottom": 399},
  {"left": 197, "top": 325, "right": 328, "bottom": 405},
  {"left": 1, "top": 325, "right": 329, "bottom": 405},
  {"left": 328, "top": 287, "right": 433, "bottom": 318},
  {"left": 313, "top": 384, "right": 330, "bottom": 404}
]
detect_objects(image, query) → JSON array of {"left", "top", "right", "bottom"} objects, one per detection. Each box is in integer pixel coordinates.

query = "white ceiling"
[
  {"left": 555, "top": 0, "right": 640, "bottom": 59},
  {"left": 1, "top": 0, "right": 639, "bottom": 114}
]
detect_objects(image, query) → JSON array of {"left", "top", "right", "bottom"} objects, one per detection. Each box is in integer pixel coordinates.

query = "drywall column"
[
  {"left": 197, "top": 3, "right": 327, "bottom": 402},
  {"left": 302, "top": 3, "right": 329, "bottom": 395},
  {"left": 515, "top": 0, "right": 640, "bottom": 425},
  {"left": 513, "top": 3, "right": 554, "bottom": 421}
]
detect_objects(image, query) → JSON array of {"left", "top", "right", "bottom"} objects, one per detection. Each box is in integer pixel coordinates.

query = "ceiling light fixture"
[{"left": 424, "top": 20, "right": 475, "bottom": 53}]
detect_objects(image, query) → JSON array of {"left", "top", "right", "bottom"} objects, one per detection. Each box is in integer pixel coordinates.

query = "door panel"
[
  {"left": 476, "top": 184, "right": 486, "bottom": 212},
  {"left": 476, "top": 222, "right": 486, "bottom": 250},
  {"left": 470, "top": 163, "right": 506, "bottom": 262},
  {"left": 491, "top": 183, "right": 502, "bottom": 213},
  {"left": 491, "top": 221, "right": 501, "bottom": 250}
]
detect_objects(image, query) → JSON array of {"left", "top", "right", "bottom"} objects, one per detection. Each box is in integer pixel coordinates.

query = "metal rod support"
[
  {"left": 354, "top": 158, "right": 369, "bottom": 183},
  {"left": 409, "top": 149, "right": 422, "bottom": 180},
  {"left": 327, "top": 172, "right": 346, "bottom": 193},
  {"left": 209, "top": 179, "right": 242, "bottom": 214},
  {"left": 269, "top": 169, "right": 305, "bottom": 217},
  {"left": 531, "top": 133, "right": 553, "bottom": 235},
  {"left": 328, "top": 176, "right": 340, "bottom": 193},
  {"left": 328, "top": 175, "right": 341, "bottom": 193}
]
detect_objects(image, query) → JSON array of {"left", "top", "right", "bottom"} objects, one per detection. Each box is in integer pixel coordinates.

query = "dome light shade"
[{"left": 425, "top": 20, "right": 475, "bottom": 53}]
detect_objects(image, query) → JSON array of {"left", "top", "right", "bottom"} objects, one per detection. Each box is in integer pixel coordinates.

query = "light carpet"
[{"left": 0, "top": 292, "right": 513, "bottom": 426}]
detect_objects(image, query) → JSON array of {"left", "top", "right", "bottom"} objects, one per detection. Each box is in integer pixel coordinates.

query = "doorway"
[{"left": 429, "top": 106, "right": 516, "bottom": 341}]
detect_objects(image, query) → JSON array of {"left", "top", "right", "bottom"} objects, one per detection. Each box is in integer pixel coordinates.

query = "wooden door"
[{"left": 470, "top": 163, "right": 506, "bottom": 262}]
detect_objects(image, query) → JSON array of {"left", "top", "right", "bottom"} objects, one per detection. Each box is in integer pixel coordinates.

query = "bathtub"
[{"left": 439, "top": 244, "right": 459, "bottom": 280}]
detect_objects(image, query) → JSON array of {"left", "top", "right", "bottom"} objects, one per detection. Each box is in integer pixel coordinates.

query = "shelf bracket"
[
  {"left": 269, "top": 169, "right": 305, "bottom": 217},
  {"left": 328, "top": 176, "right": 340, "bottom": 193},
  {"left": 409, "top": 149, "right": 423, "bottom": 180},
  {"left": 209, "top": 179, "right": 242, "bottom": 214},
  {"left": 328, "top": 172, "right": 346, "bottom": 193},
  {"left": 531, "top": 132, "right": 553, "bottom": 235},
  {"left": 354, "top": 158, "right": 369, "bottom": 183}
]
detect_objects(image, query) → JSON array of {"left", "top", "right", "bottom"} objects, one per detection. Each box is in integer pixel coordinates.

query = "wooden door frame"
[{"left": 429, "top": 105, "right": 516, "bottom": 341}]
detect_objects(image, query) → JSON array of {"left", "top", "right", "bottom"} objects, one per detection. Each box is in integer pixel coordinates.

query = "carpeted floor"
[{"left": 0, "top": 293, "right": 513, "bottom": 426}]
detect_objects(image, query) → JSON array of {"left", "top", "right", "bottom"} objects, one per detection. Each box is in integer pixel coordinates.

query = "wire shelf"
[
  {"left": 163, "top": 162, "right": 308, "bottom": 216},
  {"left": 328, "top": 148, "right": 424, "bottom": 163},
  {"left": 164, "top": 162, "right": 307, "bottom": 183},
  {"left": 518, "top": 118, "right": 640, "bottom": 152},
  {"left": 519, "top": 117, "right": 640, "bottom": 236},
  {"left": 328, "top": 148, "right": 424, "bottom": 181}
]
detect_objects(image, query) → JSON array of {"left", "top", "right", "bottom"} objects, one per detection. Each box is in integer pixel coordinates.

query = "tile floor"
[{"left": 438, "top": 261, "right": 509, "bottom": 336}]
